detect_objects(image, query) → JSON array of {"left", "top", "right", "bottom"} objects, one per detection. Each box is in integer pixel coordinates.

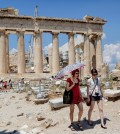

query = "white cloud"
[
  {"left": 103, "top": 43, "right": 120, "bottom": 70},
  {"left": 43, "top": 43, "right": 52, "bottom": 55},
  {"left": 9, "top": 48, "right": 18, "bottom": 54},
  {"left": 102, "top": 33, "right": 106, "bottom": 39},
  {"left": 59, "top": 34, "right": 84, "bottom": 53},
  {"left": 74, "top": 34, "right": 84, "bottom": 45}
]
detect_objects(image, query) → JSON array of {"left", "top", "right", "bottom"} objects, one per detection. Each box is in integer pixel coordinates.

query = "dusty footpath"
[{"left": 0, "top": 91, "right": 120, "bottom": 134}]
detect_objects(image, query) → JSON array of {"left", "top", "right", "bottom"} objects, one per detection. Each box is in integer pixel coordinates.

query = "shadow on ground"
[
  {"left": 68, "top": 117, "right": 110, "bottom": 132},
  {"left": 0, "top": 130, "right": 19, "bottom": 134}
]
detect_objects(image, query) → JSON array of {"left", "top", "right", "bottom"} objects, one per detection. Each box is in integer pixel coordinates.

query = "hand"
[
  {"left": 72, "top": 81, "right": 76, "bottom": 86},
  {"left": 87, "top": 96, "right": 90, "bottom": 102},
  {"left": 82, "top": 97, "right": 85, "bottom": 102}
]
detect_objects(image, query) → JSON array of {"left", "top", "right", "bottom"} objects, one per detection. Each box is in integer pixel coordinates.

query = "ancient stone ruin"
[{"left": 0, "top": 7, "right": 107, "bottom": 80}]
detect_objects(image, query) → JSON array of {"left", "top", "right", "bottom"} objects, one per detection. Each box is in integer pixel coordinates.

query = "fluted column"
[
  {"left": 34, "top": 31, "right": 43, "bottom": 73},
  {"left": 96, "top": 34, "right": 103, "bottom": 73},
  {"left": 52, "top": 32, "right": 60, "bottom": 74},
  {"left": 89, "top": 35, "right": 96, "bottom": 69},
  {"left": 48, "top": 47, "right": 52, "bottom": 73},
  {"left": 17, "top": 31, "right": 25, "bottom": 74},
  {"left": 83, "top": 34, "right": 90, "bottom": 77},
  {"left": 0, "top": 30, "right": 7, "bottom": 74},
  {"left": 5, "top": 33, "right": 9, "bottom": 73},
  {"left": 68, "top": 33, "right": 75, "bottom": 65},
  {"left": 76, "top": 52, "right": 80, "bottom": 62}
]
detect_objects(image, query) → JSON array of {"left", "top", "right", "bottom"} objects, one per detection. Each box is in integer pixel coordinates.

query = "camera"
[{"left": 95, "top": 92, "right": 99, "bottom": 96}]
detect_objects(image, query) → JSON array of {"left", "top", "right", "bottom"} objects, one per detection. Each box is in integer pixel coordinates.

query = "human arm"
[
  {"left": 98, "top": 78, "right": 104, "bottom": 97},
  {"left": 66, "top": 81, "right": 75, "bottom": 91},
  {"left": 87, "top": 80, "right": 90, "bottom": 102},
  {"left": 79, "top": 89, "right": 84, "bottom": 102}
]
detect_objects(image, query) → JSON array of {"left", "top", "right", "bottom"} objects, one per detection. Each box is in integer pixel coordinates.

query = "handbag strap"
[{"left": 90, "top": 78, "right": 97, "bottom": 96}]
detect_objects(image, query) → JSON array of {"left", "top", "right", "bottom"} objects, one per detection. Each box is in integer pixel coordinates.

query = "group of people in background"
[
  {"left": 0, "top": 79, "right": 13, "bottom": 92},
  {"left": 66, "top": 68, "right": 107, "bottom": 131}
]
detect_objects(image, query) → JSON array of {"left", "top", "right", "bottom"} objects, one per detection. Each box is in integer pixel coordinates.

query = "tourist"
[
  {"left": 20, "top": 78, "right": 25, "bottom": 87},
  {"left": 21, "top": 78, "right": 24, "bottom": 84},
  {"left": 66, "top": 69, "right": 84, "bottom": 131},
  {"left": 8, "top": 79, "right": 13, "bottom": 89},
  {"left": 3, "top": 81, "right": 7, "bottom": 90},
  {"left": 0, "top": 80, "right": 3, "bottom": 91},
  {"left": 86, "top": 68, "right": 107, "bottom": 129}
]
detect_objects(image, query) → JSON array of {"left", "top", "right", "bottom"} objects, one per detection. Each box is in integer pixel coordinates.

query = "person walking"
[
  {"left": 86, "top": 68, "right": 107, "bottom": 129},
  {"left": 66, "top": 69, "right": 84, "bottom": 131}
]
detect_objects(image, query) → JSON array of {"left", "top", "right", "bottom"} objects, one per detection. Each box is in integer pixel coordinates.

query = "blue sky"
[{"left": 0, "top": 0, "right": 120, "bottom": 69}]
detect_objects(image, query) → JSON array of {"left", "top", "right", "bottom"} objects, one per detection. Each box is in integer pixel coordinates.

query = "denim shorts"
[{"left": 91, "top": 95, "right": 102, "bottom": 101}]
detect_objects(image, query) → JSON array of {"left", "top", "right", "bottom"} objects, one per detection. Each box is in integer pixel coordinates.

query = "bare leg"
[
  {"left": 77, "top": 102, "right": 84, "bottom": 130},
  {"left": 88, "top": 101, "right": 95, "bottom": 122},
  {"left": 70, "top": 104, "right": 74, "bottom": 124},
  {"left": 77, "top": 102, "right": 83, "bottom": 122},
  {"left": 97, "top": 100, "right": 106, "bottom": 127}
]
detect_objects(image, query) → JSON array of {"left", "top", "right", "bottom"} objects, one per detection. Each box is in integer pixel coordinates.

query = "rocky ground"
[{"left": 0, "top": 91, "right": 120, "bottom": 134}]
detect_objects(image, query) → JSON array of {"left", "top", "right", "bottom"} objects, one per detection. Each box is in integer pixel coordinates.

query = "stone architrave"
[
  {"left": 17, "top": 31, "right": 25, "bottom": 74},
  {"left": 33, "top": 31, "right": 43, "bottom": 73},
  {"left": 52, "top": 32, "right": 60, "bottom": 74},
  {"left": 68, "top": 33, "right": 75, "bottom": 65},
  {"left": 48, "top": 47, "right": 52, "bottom": 73},
  {"left": 83, "top": 34, "right": 91, "bottom": 77},
  {"left": 5, "top": 33, "right": 9, "bottom": 73},
  {"left": 96, "top": 34, "right": 103, "bottom": 73},
  {"left": 0, "top": 30, "right": 7, "bottom": 74}
]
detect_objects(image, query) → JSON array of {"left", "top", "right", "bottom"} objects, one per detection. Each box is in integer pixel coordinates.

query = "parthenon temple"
[{"left": 0, "top": 7, "right": 107, "bottom": 79}]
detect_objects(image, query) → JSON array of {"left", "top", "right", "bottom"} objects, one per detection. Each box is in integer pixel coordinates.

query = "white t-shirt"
[{"left": 87, "top": 77, "right": 102, "bottom": 96}]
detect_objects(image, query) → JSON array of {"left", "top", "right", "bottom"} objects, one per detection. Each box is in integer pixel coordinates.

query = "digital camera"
[{"left": 95, "top": 92, "right": 99, "bottom": 96}]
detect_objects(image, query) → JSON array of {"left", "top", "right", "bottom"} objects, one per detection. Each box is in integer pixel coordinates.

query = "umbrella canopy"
[{"left": 54, "top": 62, "right": 85, "bottom": 80}]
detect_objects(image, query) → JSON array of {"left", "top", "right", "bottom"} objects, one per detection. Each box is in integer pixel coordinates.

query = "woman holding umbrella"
[{"left": 66, "top": 69, "right": 84, "bottom": 131}]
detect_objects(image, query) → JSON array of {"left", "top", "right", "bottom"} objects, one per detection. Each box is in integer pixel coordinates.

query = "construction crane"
[{"left": 34, "top": 5, "right": 39, "bottom": 17}]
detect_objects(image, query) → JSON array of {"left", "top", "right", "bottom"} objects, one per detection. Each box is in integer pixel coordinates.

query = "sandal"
[
  {"left": 77, "top": 121, "right": 84, "bottom": 131},
  {"left": 87, "top": 121, "right": 93, "bottom": 126},
  {"left": 101, "top": 124, "right": 107, "bottom": 129},
  {"left": 69, "top": 123, "right": 76, "bottom": 131}
]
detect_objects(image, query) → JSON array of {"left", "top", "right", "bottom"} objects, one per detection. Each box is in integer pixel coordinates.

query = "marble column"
[
  {"left": 96, "top": 34, "right": 103, "bottom": 73},
  {"left": 89, "top": 36, "right": 96, "bottom": 69},
  {"left": 34, "top": 32, "right": 43, "bottom": 73},
  {"left": 68, "top": 33, "right": 75, "bottom": 65},
  {"left": 52, "top": 32, "right": 60, "bottom": 74},
  {"left": 48, "top": 47, "right": 52, "bottom": 73},
  {"left": 76, "top": 52, "right": 80, "bottom": 63},
  {"left": 83, "top": 34, "right": 91, "bottom": 77},
  {"left": 0, "top": 30, "right": 7, "bottom": 74},
  {"left": 17, "top": 31, "right": 25, "bottom": 74},
  {"left": 5, "top": 33, "right": 9, "bottom": 73}
]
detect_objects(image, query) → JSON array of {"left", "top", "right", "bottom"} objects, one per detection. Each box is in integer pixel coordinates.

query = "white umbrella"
[{"left": 54, "top": 62, "right": 85, "bottom": 80}]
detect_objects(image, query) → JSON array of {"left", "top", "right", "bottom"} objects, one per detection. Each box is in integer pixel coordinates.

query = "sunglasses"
[
  {"left": 93, "top": 73, "right": 97, "bottom": 76},
  {"left": 75, "top": 72, "right": 79, "bottom": 74}
]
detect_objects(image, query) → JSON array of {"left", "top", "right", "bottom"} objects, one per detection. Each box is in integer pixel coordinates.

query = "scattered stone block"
[
  {"left": 49, "top": 98, "right": 69, "bottom": 110},
  {"left": 36, "top": 114, "right": 45, "bottom": 121},
  {"left": 34, "top": 98, "right": 49, "bottom": 104},
  {"left": 104, "top": 89, "right": 120, "bottom": 101},
  {"left": 17, "top": 113, "right": 24, "bottom": 117}
]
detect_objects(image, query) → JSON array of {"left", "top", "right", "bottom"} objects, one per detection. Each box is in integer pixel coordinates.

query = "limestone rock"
[
  {"left": 36, "top": 114, "right": 45, "bottom": 121},
  {"left": 17, "top": 113, "right": 24, "bottom": 117},
  {"left": 34, "top": 98, "right": 49, "bottom": 104}
]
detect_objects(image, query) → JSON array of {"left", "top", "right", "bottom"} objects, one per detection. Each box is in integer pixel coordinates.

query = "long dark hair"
[
  {"left": 91, "top": 68, "right": 98, "bottom": 75},
  {"left": 71, "top": 69, "right": 79, "bottom": 77}
]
